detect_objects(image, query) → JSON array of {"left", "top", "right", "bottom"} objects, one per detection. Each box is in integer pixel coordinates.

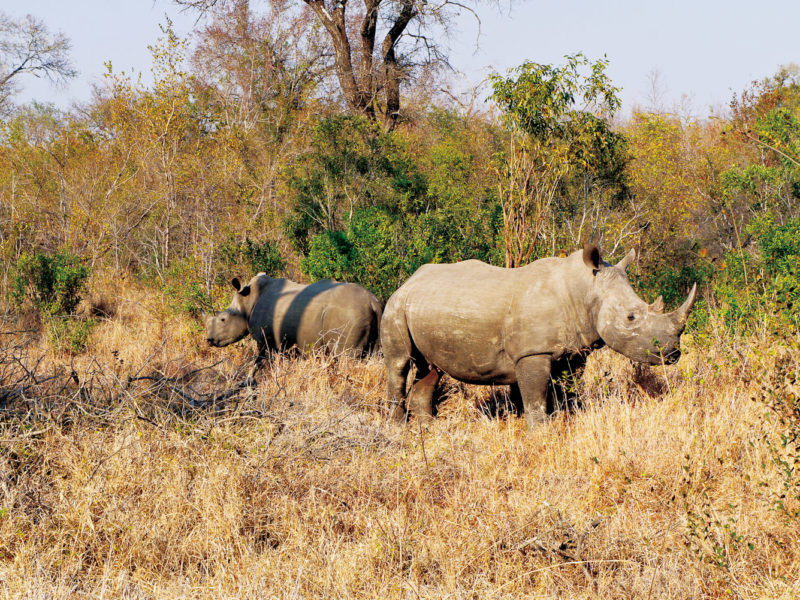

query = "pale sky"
[{"left": 5, "top": 0, "right": 800, "bottom": 118}]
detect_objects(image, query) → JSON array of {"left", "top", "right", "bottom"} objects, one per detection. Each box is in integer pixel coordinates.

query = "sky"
[{"left": 5, "top": 0, "right": 800, "bottom": 118}]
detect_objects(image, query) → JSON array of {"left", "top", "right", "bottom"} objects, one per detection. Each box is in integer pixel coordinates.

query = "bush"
[
  {"left": 10, "top": 250, "right": 95, "bottom": 354},
  {"left": 11, "top": 250, "right": 90, "bottom": 317},
  {"left": 47, "top": 316, "right": 97, "bottom": 355},
  {"left": 163, "top": 258, "right": 214, "bottom": 319},
  {"left": 712, "top": 216, "right": 800, "bottom": 331},
  {"left": 217, "top": 236, "right": 285, "bottom": 279},
  {"left": 301, "top": 205, "right": 502, "bottom": 300},
  {"left": 301, "top": 208, "right": 406, "bottom": 300}
]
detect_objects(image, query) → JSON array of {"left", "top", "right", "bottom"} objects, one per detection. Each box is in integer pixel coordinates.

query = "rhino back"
[
  {"left": 249, "top": 278, "right": 379, "bottom": 352},
  {"left": 317, "top": 282, "right": 381, "bottom": 350},
  {"left": 248, "top": 278, "right": 319, "bottom": 349}
]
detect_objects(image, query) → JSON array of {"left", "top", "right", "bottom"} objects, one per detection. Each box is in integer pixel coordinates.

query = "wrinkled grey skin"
[
  {"left": 207, "top": 274, "right": 382, "bottom": 377},
  {"left": 381, "top": 245, "right": 697, "bottom": 429}
]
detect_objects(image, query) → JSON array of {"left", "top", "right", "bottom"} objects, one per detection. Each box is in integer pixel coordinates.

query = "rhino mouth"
[{"left": 662, "top": 348, "right": 681, "bottom": 365}]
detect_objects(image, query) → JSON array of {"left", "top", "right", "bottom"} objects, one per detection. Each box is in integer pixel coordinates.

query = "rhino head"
[
  {"left": 584, "top": 245, "right": 697, "bottom": 365},
  {"left": 206, "top": 277, "right": 256, "bottom": 347}
]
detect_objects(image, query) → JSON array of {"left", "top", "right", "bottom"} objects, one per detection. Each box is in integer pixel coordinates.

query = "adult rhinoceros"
[
  {"left": 381, "top": 245, "right": 696, "bottom": 429},
  {"left": 207, "top": 274, "right": 382, "bottom": 376}
]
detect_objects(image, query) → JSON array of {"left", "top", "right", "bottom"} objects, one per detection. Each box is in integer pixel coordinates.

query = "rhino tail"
[{"left": 367, "top": 297, "right": 384, "bottom": 353}]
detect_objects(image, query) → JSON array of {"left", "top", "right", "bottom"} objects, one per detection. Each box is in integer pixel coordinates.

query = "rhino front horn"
[{"left": 672, "top": 283, "right": 697, "bottom": 325}]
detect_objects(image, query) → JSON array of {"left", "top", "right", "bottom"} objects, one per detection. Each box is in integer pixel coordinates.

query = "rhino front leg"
[
  {"left": 509, "top": 383, "right": 524, "bottom": 416},
  {"left": 514, "top": 354, "right": 552, "bottom": 429},
  {"left": 246, "top": 341, "right": 267, "bottom": 384}
]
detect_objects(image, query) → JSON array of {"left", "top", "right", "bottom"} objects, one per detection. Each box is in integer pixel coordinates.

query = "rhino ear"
[
  {"left": 239, "top": 284, "right": 251, "bottom": 297},
  {"left": 583, "top": 244, "right": 602, "bottom": 272},
  {"left": 231, "top": 277, "right": 242, "bottom": 291},
  {"left": 616, "top": 249, "right": 636, "bottom": 272}
]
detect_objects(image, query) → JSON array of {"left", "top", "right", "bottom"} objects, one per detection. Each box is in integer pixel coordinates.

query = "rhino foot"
[{"left": 389, "top": 402, "right": 408, "bottom": 422}]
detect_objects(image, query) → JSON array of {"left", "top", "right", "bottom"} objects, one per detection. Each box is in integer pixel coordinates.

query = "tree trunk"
[{"left": 380, "top": 0, "right": 415, "bottom": 129}]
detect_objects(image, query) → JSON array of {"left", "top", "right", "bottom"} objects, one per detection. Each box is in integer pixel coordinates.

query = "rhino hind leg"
[
  {"left": 514, "top": 355, "right": 552, "bottom": 429},
  {"left": 407, "top": 364, "right": 441, "bottom": 421},
  {"left": 387, "top": 357, "right": 411, "bottom": 421}
]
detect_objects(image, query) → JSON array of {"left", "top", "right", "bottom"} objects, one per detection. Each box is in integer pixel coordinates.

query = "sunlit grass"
[{"left": 0, "top": 282, "right": 798, "bottom": 598}]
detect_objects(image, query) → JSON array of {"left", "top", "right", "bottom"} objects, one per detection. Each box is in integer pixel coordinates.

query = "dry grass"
[{"left": 1, "top": 281, "right": 799, "bottom": 599}]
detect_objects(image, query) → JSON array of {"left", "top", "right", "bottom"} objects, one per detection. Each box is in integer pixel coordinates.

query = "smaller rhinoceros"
[
  {"left": 381, "top": 245, "right": 697, "bottom": 429},
  {"left": 206, "top": 274, "right": 382, "bottom": 376}
]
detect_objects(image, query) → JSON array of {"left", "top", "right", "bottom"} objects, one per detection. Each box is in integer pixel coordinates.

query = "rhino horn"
[
  {"left": 616, "top": 249, "right": 636, "bottom": 272},
  {"left": 649, "top": 295, "right": 665, "bottom": 314},
  {"left": 671, "top": 283, "right": 697, "bottom": 325}
]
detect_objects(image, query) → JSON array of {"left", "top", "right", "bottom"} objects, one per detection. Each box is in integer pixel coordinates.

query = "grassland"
[{"left": 1, "top": 281, "right": 798, "bottom": 599}]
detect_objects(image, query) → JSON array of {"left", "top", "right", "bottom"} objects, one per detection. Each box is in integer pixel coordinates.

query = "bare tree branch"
[{"left": 0, "top": 12, "right": 77, "bottom": 110}]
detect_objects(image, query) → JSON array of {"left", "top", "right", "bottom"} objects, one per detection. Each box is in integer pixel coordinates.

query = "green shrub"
[
  {"left": 163, "top": 258, "right": 214, "bottom": 319},
  {"left": 47, "top": 316, "right": 97, "bottom": 355},
  {"left": 712, "top": 216, "right": 800, "bottom": 331},
  {"left": 10, "top": 250, "right": 96, "bottom": 354},
  {"left": 11, "top": 250, "right": 90, "bottom": 317},
  {"left": 301, "top": 208, "right": 405, "bottom": 300},
  {"left": 301, "top": 205, "right": 502, "bottom": 300},
  {"left": 217, "top": 236, "right": 285, "bottom": 279}
]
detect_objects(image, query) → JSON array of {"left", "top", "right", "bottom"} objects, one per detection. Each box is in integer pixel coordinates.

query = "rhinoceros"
[
  {"left": 207, "top": 274, "right": 382, "bottom": 376},
  {"left": 381, "top": 245, "right": 697, "bottom": 428}
]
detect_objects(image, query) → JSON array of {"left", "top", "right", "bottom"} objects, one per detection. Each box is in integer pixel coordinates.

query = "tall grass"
[{"left": 0, "top": 280, "right": 798, "bottom": 599}]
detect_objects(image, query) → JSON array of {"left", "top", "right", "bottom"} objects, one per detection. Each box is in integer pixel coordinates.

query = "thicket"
[{"left": 0, "top": 18, "right": 798, "bottom": 340}]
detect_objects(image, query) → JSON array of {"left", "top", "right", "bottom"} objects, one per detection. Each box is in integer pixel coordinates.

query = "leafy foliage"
[
  {"left": 301, "top": 205, "right": 502, "bottom": 300},
  {"left": 489, "top": 54, "right": 628, "bottom": 266},
  {"left": 283, "top": 114, "right": 424, "bottom": 252},
  {"left": 11, "top": 250, "right": 89, "bottom": 317},
  {"left": 712, "top": 216, "right": 800, "bottom": 330},
  {"left": 217, "top": 236, "right": 285, "bottom": 280},
  {"left": 162, "top": 257, "right": 215, "bottom": 319},
  {"left": 10, "top": 249, "right": 94, "bottom": 354}
]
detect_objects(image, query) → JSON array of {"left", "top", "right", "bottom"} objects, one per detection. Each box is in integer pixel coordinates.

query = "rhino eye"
[{"left": 627, "top": 314, "right": 635, "bottom": 321}]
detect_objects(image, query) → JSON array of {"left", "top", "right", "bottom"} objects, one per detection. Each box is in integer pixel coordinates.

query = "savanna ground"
[{"left": 1, "top": 280, "right": 799, "bottom": 599}]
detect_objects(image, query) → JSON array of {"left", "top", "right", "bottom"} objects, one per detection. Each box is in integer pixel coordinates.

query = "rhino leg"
[
  {"left": 509, "top": 383, "right": 524, "bottom": 416},
  {"left": 386, "top": 356, "right": 411, "bottom": 421},
  {"left": 246, "top": 341, "right": 268, "bottom": 384},
  {"left": 381, "top": 300, "right": 414, "bottom": 421},
  {"left": 548, "top": 353, "right": 587, "bottom": 413},
  {"left": 514, "top": 355, "right": 552, "bottom": 429},
  {"left": 407, "top": 365, "right": 440, "bottom": 421}
]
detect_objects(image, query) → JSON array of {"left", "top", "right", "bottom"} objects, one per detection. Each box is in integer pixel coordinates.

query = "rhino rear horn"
[
  {"left": 671, "top": 283, "right": 698, "bottom": 325},
  {"left": 616, "top": 249, "right": 636, "bottom": 272},
  {"left": 649, "top": 295, "right": 665, "bottom": 314}
]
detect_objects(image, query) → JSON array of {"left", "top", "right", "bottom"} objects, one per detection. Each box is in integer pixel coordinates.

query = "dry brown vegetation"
[{"left": 1, "top": 281, "right": 799, "bottom": 599}]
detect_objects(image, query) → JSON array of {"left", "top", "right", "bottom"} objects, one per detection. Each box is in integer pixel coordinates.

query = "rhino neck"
[
  {"left": 505, "top": 251, "right": 602, "bottom": 361},
  {"left": 562, "top": 251, "right": 604, "bottom": 351},
  {"left": 239, "top": 273, "right": 269, "bottom": 322}
]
